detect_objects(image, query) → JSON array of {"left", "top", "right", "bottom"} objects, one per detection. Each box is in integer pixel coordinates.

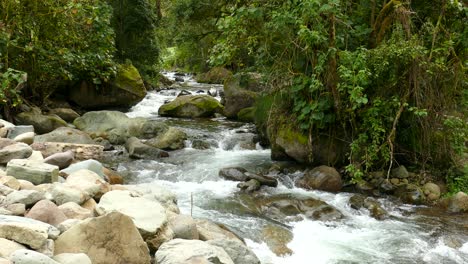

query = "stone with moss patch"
[
  {"left": 146, "top": 127, "right": 187, "bottom": 150},
  {"left": 158, "top": 95, "right": 223, "bottom": 118},
  {"left": 223, "top": 73, "right": 264, "bottom": 119},
  {"left": 237, "top": 107, "right": 255, "bottom": 123}
]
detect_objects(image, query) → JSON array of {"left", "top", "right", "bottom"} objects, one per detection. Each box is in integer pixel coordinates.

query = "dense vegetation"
[
  {"left": 166, "top": 0, "right": 467, "bottom": 188},
  {"left": 1, "top": 0, "right": 466, "bottom": 190}
]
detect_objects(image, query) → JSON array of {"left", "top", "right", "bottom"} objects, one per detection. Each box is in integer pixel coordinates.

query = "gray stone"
[
  {"left": 169, "top": 214, "right": 199, "bottom": 240},
  {"left": 0, "top": 143, "right": 32, "bottom": 164},
  {"left": 44, "top": 150, "right": 74, "bottom": 169},
  {"left": 125, "top": 137, "right": 169, "bottom": 160},
  {"left": 6, "top": 190, "right": 45, "bottom": 207},
  {"left": 296, "top": 165, "right": 342, "bottom": 192},
  {"left": 6, "top": 126, "right": 34, "bottom": 139},
  {"left": 195, "top": 219, "right": 243, "bottom": 244},
  {"left": 34, "top": 127, "right": 94, "bottom": 145},
  {"left": 15, "top": 111, "right": 67, "bottom": 134},
  {"left": 146, "top": 127, "right": 187, "bottom": 150},
  {"left": 55, "top": 212, "right": 151, "bottom": 264},
  {"left": 448, "top": 192, "right": 468, "bottom": 213},
  {"left": 53, "top": 253, "right": 92, "bottom": 264},
  {"left": 6, "top": 159, "right": 59, "bottom": 185},
  {"left": 391, "top": 166, "right": 409, "bottom": 179},
  {"left": 57, "top": 219, "right": 82, "bottom": 234},
  {"left": 31, "top": 142, "right": 103, "bottom": 161},
  {"left": 155, "top": 239, "right": 234, "bottom": 264},
  {"left": 10, "top": 249, "right": 59, "bottom": 264},
  {"left": 5, "top": 203, "right": 26, "bottom": 216},
  {"left": 60, "top": 160, "right": 105, "bottom": 179},
  {"left": 423, "top": 182, "right": 441, "bottom": 201},
  {"left": 0, "top": 176, "right": 21, "bottom": 190},
  {"left": 37, "top": 238, "right": 55, "bottom": 257},
  {"left": 208, "top": 239, "right": 260, "bottom": 264},
  {"left": 219, "top": 167, "right": 248, "bottom": 182},
  {"left": 50, "top": 183, "right": 89, "bottom": 205},
  {"left": 48, "top": 108, "right": 80, "bottom": 123},
  {"left": 0, "top": 238, "right": 26, "bottom": 258}
]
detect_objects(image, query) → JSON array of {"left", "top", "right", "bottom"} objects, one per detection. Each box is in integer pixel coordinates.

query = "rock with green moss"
[
  {"left": 16, "top": 109, "right": 67, "bottom": 134},
  {"left": 223, "top": 73, "right": 263, "bottom": 119},
  {"left": 69, "top": 63, "right": 146, "bottom": 109},
  {"left": 158, "top": 95, "right": 223, "bottom": 118},
  {"left": 146, "top": 127, "right": 187, "bottom": 150},
  {"left": 237, "top": 107, "right": 255, "bottom": 123},
  {"left": 196, "top": 67, "right": 233, "bottom": 84}
]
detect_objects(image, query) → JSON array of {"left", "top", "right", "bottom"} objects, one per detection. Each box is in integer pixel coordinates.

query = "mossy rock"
[
  {"left": 69, "top": 63, "right": 146, "bottom": 109},
  {"left": 146, "top": 127, "right": 187, "bottom": 150},
  {"left": 237, "top": 107, "right": 255, "bottom": 123},
  {"left": 196, "top": 67, "right": 233, "bottom": 84},
  {"left": 223, "top": 73, "right": 264, "bottom": 119},
  {"left": 15, "top": 110, "right": 67, "bottom": 134},
  {"left": 158, "top": 95, "right": 223, "bottom": 118}
]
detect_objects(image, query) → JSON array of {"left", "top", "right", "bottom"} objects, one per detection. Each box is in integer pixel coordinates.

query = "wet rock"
[
  {"left": 177, "top": 89, "right": 191, "bottom": 97},
  {"left": 0, "top": 143, "right": 32, "bottom": 164},
  {"left": 423, "top": 182, "right": 441, "bottom": 201},
  {"left": 223, "top": 73, "right": 261, "bottom": 119},
  {"left": 261, "top": 224, "right": 293, "bottom": 256},
  {"left": 237, "top": 107, "right": 255, "bottom": 123},
  {"left": 155, "top": 239, "right": 234, "bottom": 264},
  {"left": 296, "top": 165, "right": 342, "bottom": 192},
  {"left": 395, "top": 184, "right": 426, "bottom": 205},
  {"left": 169, "top": 214, "right": 199, "bottom": 240},
  {"left": 54, "top": 211, "right": 151, "bottom": 264},
  {"left": 448, "top": 192, "right": 468, "bottom": 213},
  {"left": 15, "top": 111, "right": 67, "bottom": 134},
  {"left": 146, "top": 127, "right": 187, "bottom": 150},
  {"left": 352, "top": 196, "right": 389, "bottom": 220},
  {"left": 195, "top": 219, "right": 244, "bottom": 244},
  {"left": 238, "top": 179, "right": 261, "bottom": 193},
  {"left": 6, "top": 190, "right": 45, "bottom": 207},
  {"left": 219, "top": 167, "right": 248, "bottom": 182},
  {"left": 10, "top": 249, "right": 59, "bottom": 264},
  {"left": 25, "top": 199, "right": 67, "bottom": 226},
  {"left": 125, "top": 137, "right": 169, "bottom": 159},
  {"left": 48, "top": 108, "right": 80, "bottom": 123},
  {"left": 174, "top": 76, "right": 184, "bottom": 83},
  {"left": 0, "top": 238, "right": 26, "bottom": 258},
  {"left": 208, "top": 239, "right": 261, "bottom": 264},
  {"left": 221, "top": 133, "right": 256, "bottom": 150},
  {"left": 379, "top": 179, "right": 396, "bottom": 194},
  {"left": 53, "top": 253, "right": 92, "bottom": 264},
  {"left": 44, "top": 150, "right": 74, "bottom": 169},
  {"left": 391, "top": 166, "right": 409, "bottom": 179},
  {"left": 158, "top": 95, "right": 223, "bottom": 118},
  {"left": 191, "top": 139, "right": 212, "bottom": 150},
  {"left": 245, "top": 172, "right": 278, "bottom": 187},
  {"left": 35, "top": 127, "right": 95, "bottom": 145}
]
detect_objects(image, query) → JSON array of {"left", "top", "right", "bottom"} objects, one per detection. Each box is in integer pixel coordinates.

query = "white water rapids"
[{"left": 123, "top": 73, "right": 468, "bottom": 264}]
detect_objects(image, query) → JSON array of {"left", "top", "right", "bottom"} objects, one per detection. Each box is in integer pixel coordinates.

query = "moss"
[
  {"left": 237, "top": 107, "right": 255, "bottom": 122},
  {"left": 158, "top": 95, "right": 223, "bottom": 118},
  {"left": 196, "top": 67, "right": 233, "bottom": 84},
  {"left": 113, "top": 63, "right": 146, "bottom": 97},
  {"left": 277, "top": 124, "right": 308, "bottom": 146}
]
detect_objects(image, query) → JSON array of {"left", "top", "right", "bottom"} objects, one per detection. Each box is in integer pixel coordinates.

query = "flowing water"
[{"left": 123, "top": 73, "right": 468, "bottom": 264}]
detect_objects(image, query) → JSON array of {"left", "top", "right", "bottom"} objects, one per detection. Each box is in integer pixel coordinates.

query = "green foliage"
[
  {"left": 446, "top": 165, "right": 468, "bottom": 195},
  {"left": 0, "top": 68, "right": 26, "bottom": 107}
]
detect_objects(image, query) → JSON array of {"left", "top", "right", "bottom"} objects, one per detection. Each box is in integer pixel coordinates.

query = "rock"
[
  {"left": 34, "top": 127, "right": 95, "bottom": 145},
  {"left": 448, "top": 192, "right": 468, "bottom": 213},
  {"left": 81, "top": 198, "right": 97, "bottom": 212},
  {"left": 349, "top": 194, "right": 365, "bottom": 210},
  {"left": 261, "top": 224, "right": 293, "bottom": 256},
  {"left": 0, "top": 138, "right": 15, "bottom": 149},
  {"left": 95, "top": 190, "right": 168, "bottom": 238},
  {"left": 390, "top": 178, "right": 400, "bottom": 185},
  {"left": 58, "top": 202, "right": 93, "bottom": 220},
  {"left": 54, "top": 211, "right": 151, "bottom": 264},
  {"left": 10, "top": 249, "right": 59, "bottom": 264},
  {"left": 6, "top": 126, "right": 34, "bottom": 139},
  {"left": 31, "top": 142, "right": 104, "bottom": 161},
  {"left": 237, "top": 107, "right": 255, "bottom": 123},
  {"left": 6, "top": 159, "right": 59, "bottom": 185},
  {"left": 65, "top": 169, "right": 110, "bottom": 199},
  {"left": 177, "top": 90, "right": 191, "bottom": 97},
  {"left": 195, "top": 219, "right": 243, "bottom": 244},
  {"left": 53, "top": 253, "right": 92, "bottom": 264},
  {"left": 0, "top": 176, "right": 21, "bottom": 190},
  {"left": 245, "top": 172, "right": 278, "bottom": 187},
  {"left": 102, "top": 168, "right": 124, "bottom": 185},
  {"left": 27, "top": 151, "right": 44, "bottom": 162},
  {"left": 48, "top": 108, "right": 80, "bottom": 122},
  {"left": 196, "top": 67, "right": 233, "bottom": 84},
  {"left": 0, "top": 238, "right": 26, "bottom": 258},
  {"left": 44, "top": 151, "right": 74, "bottom": 169},
  {"left": 145, "top": 225, "right": 175, "bottom": 253},
  {"left": 0, "top": 185, "right": 15, "bottom": 195},
  {"left": 60, "top": 160, "right": 105, "bottom": 179},
  {"left": 191, "top": 139, "right": 212, "bottom": 150},
  {"left": 391, "top": 166, "right": 409, "bottom": 179},
  {"left": 155, "top": 239, "right": 234, "bottom": 264},
  {"left": 0, "top": 120, "right": 14, "bottom": 129},
  {"left": 125, "top": 137, "right": 169, "bottom": 159},
  {"left": 221, "top": 132, "right": 256, "bottom": 150},
  {"left": 237, "top": 179, "right": 261, "bottom": 193},
  {"left": 0, "top": 143, "right": 32, "bottom": 164},
  {"left": 15, "top": 111, "right": 67, "bottom": 134},
  {"left": 395, "top": 184, "right": 426, "bottom": 205},
  {"left": 0, "top": 208, "right": 12, "bottom": 215},
  {"left": 363, "top": 197, "right": 388, "bottom": 220},
  {"left": 69, "top": 63, "right": 147, "bottom": 109},
  {"left": 6, "top": 190, "right": 45, "bottom": 207},
  {"left": 26, "top": 200, "right": 68, "bottom": 227},
  {"left": 219, "top": 167, "right": 248, "bottom": 182},
  {"left": 174, "top": 76, "right": 184, "bottom": 82},
  {"left": 423, "top": 182, "right": 441, "bottom": 201},
  {"left": 296, "top": 166, "right": 342, "bottom": 192},
  {"left": 0, "top": 215, "right": 59, "bottom": 249},
  {"left": 38, "top": 238, "right": 54, "bottom": 257},
  {"left": 208, "top": 239, "right": 260, "bottom": 264},
  {"left": 74, "top": 111, "right": 167, "bottom": 144},
  {"left": 128, "top": 184, "right": 179, "bottom": 214},
  {"left": 169, "top": 214, "right": 199, "bottom": 240},
  {"left": 57, "top": 219, "right": 81, "bottom": 234},
  {"left": 146, "top": 127, "right": 187, "bottom": 150},
  {"left": 18, "top": 180, "right": 35, "bottom": 190},
  {"left": 158, "top": 95, "right": 223, "bottom": 118},
  {"left": 5, "top": 203, "right": 25, "bottom": 216},
  {"left": 13, "top": 132, "right": 35, "bottom": 145},
  {"left": 223, "top": 73, "right": 262, "bottom": 119},
  {"left": 50, "top": 184, "right": 89, "bottom": 205}
]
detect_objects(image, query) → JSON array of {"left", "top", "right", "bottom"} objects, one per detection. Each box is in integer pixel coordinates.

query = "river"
[{"left": 121, "top": 73, "right": 468, "bottom": 264}]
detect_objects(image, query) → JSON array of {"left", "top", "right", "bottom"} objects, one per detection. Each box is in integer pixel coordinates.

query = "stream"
[{"left": 121, "top": 73, "right": 467, "bottom": 264}]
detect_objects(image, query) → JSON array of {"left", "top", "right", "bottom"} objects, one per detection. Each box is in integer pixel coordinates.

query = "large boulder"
[
  {"left": 10, "top": 249, "right": 60, "bottom": 264},
  {"left": 15, "top": 110, "right": 67, "bottom": 134},
  {"left": 69, "top": 63, "right": 147, "bottom": 109},
  {"left": 35, "top": 127, "right": 95, "bottom": 145},
  {"left": 261, "top": 224, "right": 293, "bottom": 256},
  {"left": 207, "top": 239, "right": 260, "bottom": 264},
  {"left": 448, "top": 192, "right": 468, "bottom": 213},
  {"left": 127, "top": 184, "right": 179, "bottom": 214},
  {"left": 223, "top": 73, "right": 263, "bottom": 119},
  {"left": 169, "top": 215, "right": 199, "bottom": 240},
  {"left": 47, "top": 108, "right": 80, "bottom": 123},
  {"left": 146, "top": 127, "right": 187, "bottom": 150},
  {"left": 296, "top": 166, "right": 343, "bottom": 192},
  {"left": 6, "top": 159, "right": 59, "bottom": 185},
  {"left": 158, "top": 95, "right": 223, "bottom": 118},
  {"left": 25, "top": 199, "right": 68, "bottom": 226},
  {"left": 0, "top": 143, "right": 32, "bottom": 164},
  {"left": 219, "top": 167, "right": 248, "bottom": 182},
  {"left": 74, "top": 111, "right": 167, "bottom": 144},
  {"left": 125, "top": 137, "right": 169, "bottom": 159},
  {"left": 196, "top": 67, "right": 233, "bottom": 84},
  {"left": 195, "top": 219, "right": 243, "bottom": 244},
  {"left": 155, "top": 239, "right": 234, "bottom": 264},
  {"left": 54, "top": 212, "right": 151, "bottom": 264},
  {"left": 6, "top": 190, "right": 45, "bottom": 207},
  {"left": 65, "top": 169, "right": 110, "bottom": 199},
  {"left": 53, "top": 253, "right": 92, "bottom": 264}
]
